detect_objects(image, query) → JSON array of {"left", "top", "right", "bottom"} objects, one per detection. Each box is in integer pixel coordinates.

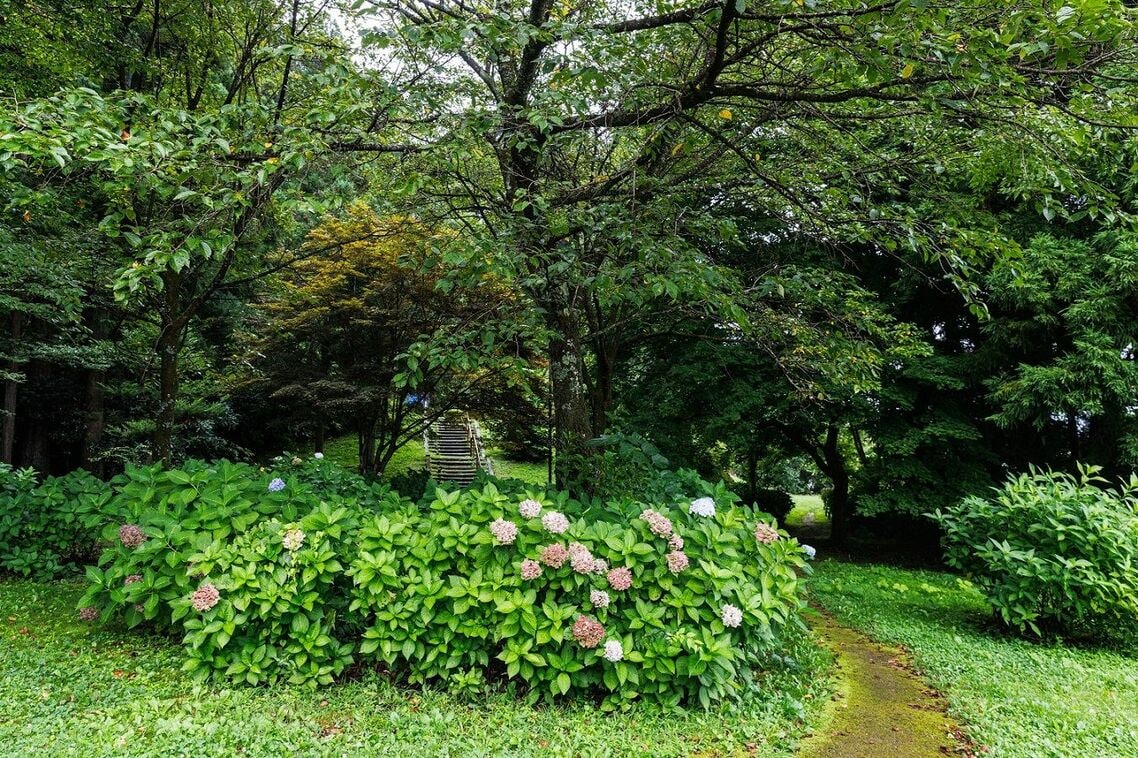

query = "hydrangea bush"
[
  {"left": 348, "top": 483, "right": 809, "bottom": 708},
  {"left": 0, "top": 463, "right": 110, "bottom": 579},
  {"left": 67, "top": 458, "right": 809, "bottom": 705},
  {"left": 932, "top": 465, "right": 1138, "bottom": 639}
]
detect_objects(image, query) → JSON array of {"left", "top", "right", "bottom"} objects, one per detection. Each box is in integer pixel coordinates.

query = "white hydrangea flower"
[
  {"left": 282, "top": 528, "right": 306, "bottom": 552},
  {"left": 689, "top": 497, "right": 716, "bottom": 517},
  {"left": 518, "top": 499, "right": 542, "bottom": 518},
  {"left": 603, "top": 639, "right": 624, "bottom": 662},
  {"left": 720, "top": 603, "right": 743, "bottom": 628},
  {"left": 313, "top": 452, "right": 324, "bottom": 460},
  {"left": 542, "top": 510, "right": 570, "bottom": 534}
]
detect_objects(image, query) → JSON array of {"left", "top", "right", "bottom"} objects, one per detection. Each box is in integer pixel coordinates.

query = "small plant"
[{"left": 931, "top": 465, "right": 1138, "bottom": 638}]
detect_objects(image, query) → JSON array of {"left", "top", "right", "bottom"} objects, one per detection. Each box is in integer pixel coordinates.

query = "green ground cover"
[
  {"left": 0, "top": 580, "right": 828, "bottom": 756},
  {"left": 810, "top": 560, "right": 1138, "bottom": 757}
]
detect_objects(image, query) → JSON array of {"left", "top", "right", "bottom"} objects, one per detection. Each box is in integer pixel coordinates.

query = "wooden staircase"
[{"left": 425, "top": 414, "right": 493, "bottom": 487}]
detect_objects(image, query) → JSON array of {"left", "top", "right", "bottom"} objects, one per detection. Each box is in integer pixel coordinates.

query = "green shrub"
[
  {"left": 348, "top": 483, "right": 810, "bottom": 708},
  {"left": 177, "top": 502, "right": 364, "bottom": 686},
  {"left": 752, "top": 489, "right": 794, "bottom": 525},
  {"left": 931, "top": 465, "right": 1138, "bottom": 638},
  {"left": 79, "top": 458, "right": 413, "bottom": 686},
  {"left": 77, "top": 459, "right": 812, "bottom": 705},
  {"left": 0, "top": 464, "right": 111, "bottom": 580},
  {"left": 79, "top": 460, "right": 313, "bottom": 629},
  {"left": 386, "top": 466, "right": 431, "bottom": 502}
]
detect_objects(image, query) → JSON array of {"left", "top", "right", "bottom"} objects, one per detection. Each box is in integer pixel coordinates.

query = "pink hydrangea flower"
[
  {"left": 754, "top": 523, "right": 780, "bottom": 545},
  {"left": 541, "top": 511, "right": 570, "bottom": 534},
  {"left": 591, "top": 557, "right": 608, "bottom": 574},
  {"left": 569, "top": 544, "right": 595, "bottom": 574},
  {"left": 78, "top": 606, "right": 98, "bottom": 622},
  {"left": 520, "top": 558, "right": 542, "bottom": 580},
  {"left": 490, "top": 519, "right": 518, "bottom": 545},
  {"left": 665, "top": 550, "right": 689, "bottom": 574},
  {"left": 572, "top": 615, "right": 605, "bottom": 648},
  {"left": 124, "top": 574, "right": 142, "bottom": 585},
  {"left": 518, "top": 499, "right": 542, "bottom": 518},
  {"left": 539, "top": 543, "right": 569, "bottom": 568},
  {"left": 721, "top": 603, "right": 743, "bottom": 628},
  {"left": 639, "top": 509, "right": 673, "bottom": 538},
  {"left": 119, "top": 524, "right": 146, "bottom": 549},
  {"left": 191, "top": 583, "right": 220, "bottom": 612},
  {"left": 590, "top": 589, "right": 610, "bottom": 608},
  {"left": 607, "top": 566, "right": 632, "bottom": 591},
  {"left": 668, "top": 533, "right": 684, "bottom": 551}
]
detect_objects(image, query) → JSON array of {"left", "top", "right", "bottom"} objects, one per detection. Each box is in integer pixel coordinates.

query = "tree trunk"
[
  {"left": 590, "top": 337, "right": 618, "bottom": 436},
  {"left": 80, "top": 310, "right": 107, "bottom": 474},
  {"left": 822, "top": 426, "right": 852, "bottom": 545},
  {"left": 81, "top": 367, "right": 106, "bottom": 475},
  {"left": 357, "top": 421, "right": 377, "bottom": 475},
  {"left": 314, "top": 420, "right": 325, "bottom": 454},
  {"left": 1, "top": 312, "right": 20, "bottom": 464},
  {"left": 746, "top": 448, "right": 758, "bottom": 503},
  {"left": 153, "top": 321, "right": 181, "bottom": 465},
  {"left": 547, "top": 311, "right": 595, "bottom": 488}
]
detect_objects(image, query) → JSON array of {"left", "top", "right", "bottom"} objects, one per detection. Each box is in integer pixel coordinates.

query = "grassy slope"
[
  {"left": 809, "top": 561, "right": 1138, "bottom": 757},
  {"left": 0, "top": 580, "right": 830, "bottom": 756}
]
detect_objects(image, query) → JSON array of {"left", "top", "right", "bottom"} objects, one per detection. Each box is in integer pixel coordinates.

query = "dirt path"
[{"left": 798, "top": 611, "right": 967, "bottom": 758}]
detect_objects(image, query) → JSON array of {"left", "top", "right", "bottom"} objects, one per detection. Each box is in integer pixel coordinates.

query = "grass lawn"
[
  {"left": 485, "top": 447, "right": 550, "bottom": 486},
  {"left": 1, "top": 580, "right": 830, "bottom": 756},
  {"left": 785, "top": 495, "right": 826, "bottom": 530},
  {"left": 809, "top": 560, "right": 1138, "bottom": 757}
]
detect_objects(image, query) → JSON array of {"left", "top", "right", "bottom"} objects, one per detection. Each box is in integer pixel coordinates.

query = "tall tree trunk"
[
  {"left": 20, "top": 360, "right": 50, "bottom": 471},
  {"left": 746, "top": 447, "right": 758, "bottom": 503},
  {"left": 822, "top": 426, "right": 852, "bottom": 546},
  {"left": 590, "top": 340, "right": 617, "bottom": 436},
  {"left": 80, "top": 310, "right": 107, "bottom": 474},
  {"left": 81, "top": 368, "right": 106, "bottom": 475},
  {"left": 153, "top": 271, "right": 186, "bottom": 466},
  {"left": 314, "top": 420, "right": 325, "bottom": 454},
  {"left": 547, "top": 310, "right": 594, "bottom": 488},
  {"left": 357, "top": 421, "right": 377, "bottom": 475},
  {"left": 153, "top": 321, "right": 181, "bottom": 465},
  {"left": 1, "top": 312, "right": 20, "bottom": 464}
]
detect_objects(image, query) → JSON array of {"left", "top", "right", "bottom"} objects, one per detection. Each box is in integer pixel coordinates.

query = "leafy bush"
[
  {"left": 348, "top": 483, "right": 810, "bottom": 708},
  {"left": 751, "top": 489, "right": 794, "bottom": 525},
  {"left": 76, "top": 458, "right": 812, "bottom": 705},
  {"left": 0, "top": 463, "right": 111, "bottom": 579},
  {"left": 386, "top": 466, "right": 431, "bottom": 502},
  {"left": 931, "top": 465, "right": 1138, "bottom": 638}
]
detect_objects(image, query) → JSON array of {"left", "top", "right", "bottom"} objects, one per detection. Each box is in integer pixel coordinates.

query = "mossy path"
[{"left": 798, "top": 611, "right": 967, "bottom": 758}]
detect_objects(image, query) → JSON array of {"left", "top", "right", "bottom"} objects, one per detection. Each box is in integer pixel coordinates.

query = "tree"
[
  {"left": 347, "top": 0, "right": 1138, "bottom": 484},
  {"left": 242, "top": 205, "right": 531, "bottom": 474},
  {"left": 0, "top": 0, "right": 380, "bottom": 462}
]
